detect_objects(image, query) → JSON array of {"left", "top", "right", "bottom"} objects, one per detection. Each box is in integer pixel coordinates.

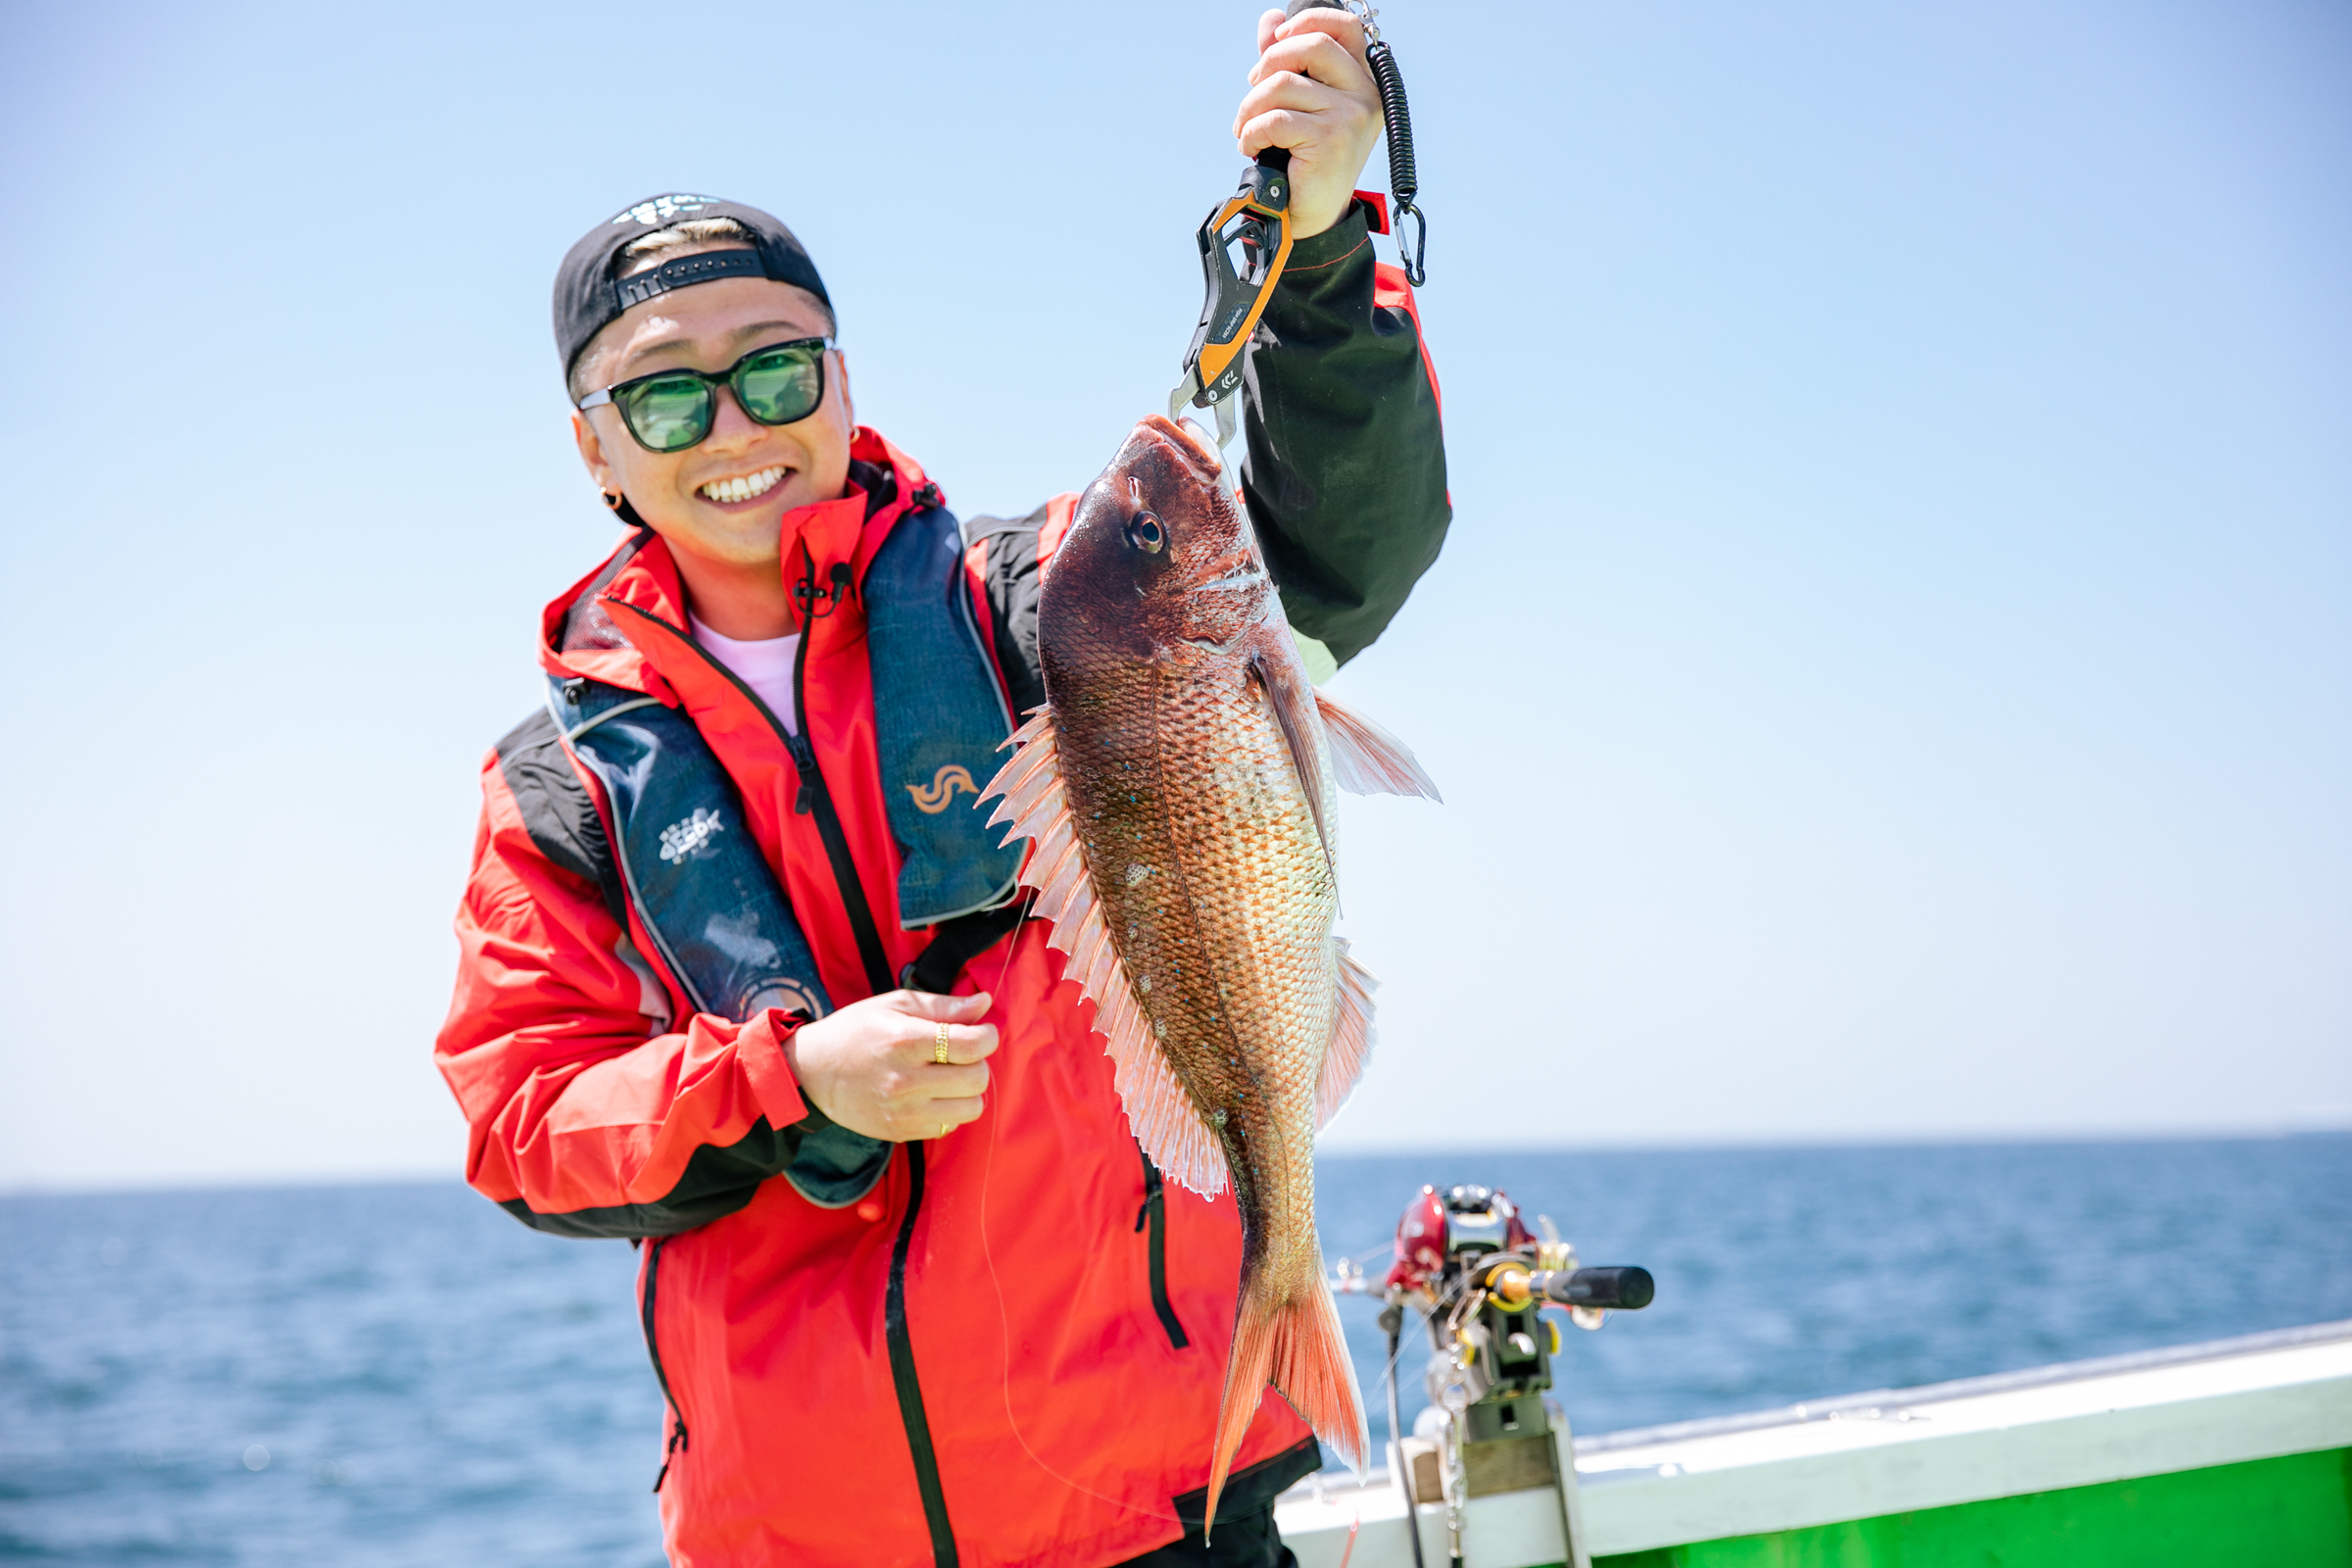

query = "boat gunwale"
[{"left": 1573, "top": 1316, "right": 2352, "bottom": 1458}]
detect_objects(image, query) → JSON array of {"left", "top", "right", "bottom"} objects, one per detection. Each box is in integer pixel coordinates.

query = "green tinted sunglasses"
[{"left": 577, "top": 337, "right": 832, "bottom": 453}]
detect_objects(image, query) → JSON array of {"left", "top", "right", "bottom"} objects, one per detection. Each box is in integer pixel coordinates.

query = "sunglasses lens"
[
  {"left": 615, "top": 375, "right": 713, "bottom": 453},
  {"left": 735, "top": 345, "right": 825, "bottom": 427}
]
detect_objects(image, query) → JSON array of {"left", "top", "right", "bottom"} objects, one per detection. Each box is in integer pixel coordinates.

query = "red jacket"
[
  {"left": 439, "top": 432, "right": 1318, "bottom": 1567},
  {"left": 438, "top": 215, "right": 1446, "bottom": 1568}
]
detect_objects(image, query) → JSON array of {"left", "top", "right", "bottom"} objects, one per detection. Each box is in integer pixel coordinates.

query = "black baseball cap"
[{"left": 553, "top": 193, "right": 832, "bottom": 387}]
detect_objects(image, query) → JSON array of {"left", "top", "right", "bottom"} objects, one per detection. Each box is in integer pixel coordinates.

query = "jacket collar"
[{"left": 538, "top": 426, "right": 938, "bottom": 697}]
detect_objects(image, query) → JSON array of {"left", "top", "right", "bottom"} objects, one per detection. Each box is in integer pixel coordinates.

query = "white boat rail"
[{"left": 1272, "top": 1318, "right": 2352, "bottom": 1567}]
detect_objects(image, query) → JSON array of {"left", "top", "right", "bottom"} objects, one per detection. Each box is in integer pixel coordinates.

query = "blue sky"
[{"left": 1, "top": 1, "right": 2344, "bottom": 1186}]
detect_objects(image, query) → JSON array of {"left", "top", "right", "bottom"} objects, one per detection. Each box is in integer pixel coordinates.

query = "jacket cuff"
[
  {"left": 1283, "top": 203, "right": 1372, "bottom": 274},
  {"left": 741, "top": 1007, "right": 816, "bottom": 1131}
]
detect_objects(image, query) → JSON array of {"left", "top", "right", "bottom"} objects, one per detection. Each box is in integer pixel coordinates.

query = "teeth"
[{"left": 699, "top": 466, "right": 787, "bottom": 505}]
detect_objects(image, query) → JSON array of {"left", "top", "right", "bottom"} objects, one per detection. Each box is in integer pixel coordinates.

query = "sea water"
[{"left": 4, "top": 1136, "right": 2347, "bottom": 1564}]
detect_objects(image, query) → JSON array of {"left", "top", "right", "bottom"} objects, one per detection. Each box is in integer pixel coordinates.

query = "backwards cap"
[{"left": 553, "top": 193, "right": 831, "bottom": 385}]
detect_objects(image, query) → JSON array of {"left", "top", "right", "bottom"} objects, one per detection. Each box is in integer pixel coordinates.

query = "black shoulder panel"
[
  {"left": 498, "top": 1118, "right": 801, "bottom": 1240},
  {"left": 963, "top": 504, "right": 1050, "bottom": 719},
  {"left": 494, "top": 707, "right": 627, "bottom": 928}
]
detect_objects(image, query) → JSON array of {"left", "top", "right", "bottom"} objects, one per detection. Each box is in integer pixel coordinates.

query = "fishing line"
[
  {"left": 974, "top": 907, "right": 1186, "bottom": 1526},
  {"left": 1375, "top": 1274, "right": 1468, "bottom": 1422}
]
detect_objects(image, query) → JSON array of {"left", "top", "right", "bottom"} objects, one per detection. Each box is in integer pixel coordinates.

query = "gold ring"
[
  {"left": 939, "top": 1121, "right": 950, "bottom": 1139},
  {"left": 933, "top": 1021, "right": 951, "bottom": 1065}
]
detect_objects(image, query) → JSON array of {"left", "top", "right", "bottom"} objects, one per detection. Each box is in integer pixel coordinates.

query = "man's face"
[{"left": 570, "top": 265, "right": 853, "bottom": 570}]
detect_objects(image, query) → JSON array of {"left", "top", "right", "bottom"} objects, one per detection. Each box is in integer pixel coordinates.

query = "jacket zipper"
[
  {"left": 1134, "top": 1146, "right": 1191, "bottom": 1349},
  {"left": 889, "top": 1143, "right": 958, "bottom": 1565},
  {"left": 776, "top": 562, "right": 895, "bottom": 997},
  {"left": 641, "top": 1237, "right": 689, "bottom": 1492},
  {"left": 605, "top": 584, "right": 895, "bottom": 998},
  {"left": 606, "top": 563, "right": 948, "bottom": 1557}
]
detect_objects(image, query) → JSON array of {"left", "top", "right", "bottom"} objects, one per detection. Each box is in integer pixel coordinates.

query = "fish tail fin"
[{"left": 1203, "top": 1250, "right": 1370, "bottom": 1539}]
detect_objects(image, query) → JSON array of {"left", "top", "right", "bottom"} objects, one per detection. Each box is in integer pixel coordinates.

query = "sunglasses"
[{"left": 577, "top": 337, "right": 832, "bottom": 453}]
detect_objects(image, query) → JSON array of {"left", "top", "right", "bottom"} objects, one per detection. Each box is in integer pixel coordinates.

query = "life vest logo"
[
  {"left": 658, "top": 807, "right": 726, "bottom": 862},
  {"left": 907, "top": 764, "right": 979, "bottom": 814},
  {"left": 612, "top": 194, "right": 718, "bottom": 227}
]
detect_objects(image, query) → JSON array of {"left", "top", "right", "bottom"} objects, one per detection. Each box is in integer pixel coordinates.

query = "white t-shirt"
[{"left": 690, "top": 615, "right": 802, "bottom": 736}]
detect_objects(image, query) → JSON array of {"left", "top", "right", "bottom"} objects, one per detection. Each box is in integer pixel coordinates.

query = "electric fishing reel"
[{"left": 1333, "top": 1185, "right": 1654, "bottom": 1568}]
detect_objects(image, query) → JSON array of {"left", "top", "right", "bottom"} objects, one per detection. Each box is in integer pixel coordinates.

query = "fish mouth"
[{"left": 1132, "top": 414, "right": 1224, "bottom": 484}]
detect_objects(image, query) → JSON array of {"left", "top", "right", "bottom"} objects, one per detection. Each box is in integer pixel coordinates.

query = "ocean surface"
[{"left": 4, "top": 1135, "right": 2348, "bottom": 1565}]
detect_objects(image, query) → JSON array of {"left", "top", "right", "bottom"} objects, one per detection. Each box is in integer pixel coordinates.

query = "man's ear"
[
  {"left": 572, "top": 410, "right": 614, "bottom": 491},
  {"left": 834, "top": 349, "right": 855, "bottom": 432}
]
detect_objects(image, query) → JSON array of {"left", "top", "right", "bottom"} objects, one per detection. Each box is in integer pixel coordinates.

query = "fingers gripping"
[
  {"left": 1238, "top": 6, "right": 1381, "bottom": 236},
  {"left": 783, "top": 987, "right": 1001, "bottom": 1144},
  {"left": 881, "top": 991, "right": 996, "bottom": 1136}
]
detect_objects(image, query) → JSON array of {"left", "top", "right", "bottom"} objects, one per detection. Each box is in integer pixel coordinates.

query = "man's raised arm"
[{"left": 1242, "top": 200, "right": 1449, "bottom": 667}]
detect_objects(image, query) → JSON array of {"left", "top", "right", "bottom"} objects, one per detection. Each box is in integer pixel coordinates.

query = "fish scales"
[
  {"left": 980, "top": 415, "right": 1440, "bottom": 1532},
  {"left": 1059, "top": 654, "right": 1336, "bottom": 1239}
]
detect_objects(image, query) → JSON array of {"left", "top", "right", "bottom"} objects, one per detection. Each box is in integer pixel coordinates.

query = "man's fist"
[
  {"left": 1235, "top": 6, "right": 1384, "bottom": 240},
  {"left": 783, "top": 989, "right": 999, "bottom": 1143}
]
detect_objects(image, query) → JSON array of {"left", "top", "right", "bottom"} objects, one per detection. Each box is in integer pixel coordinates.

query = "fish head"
[{"left": 1047, "top": 416, "right": 1274, "bottom": 657}]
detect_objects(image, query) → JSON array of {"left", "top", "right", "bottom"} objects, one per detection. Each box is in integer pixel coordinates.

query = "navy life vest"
[{"left": 516, "top": 500, "right": 1027, "bottom": 1206}]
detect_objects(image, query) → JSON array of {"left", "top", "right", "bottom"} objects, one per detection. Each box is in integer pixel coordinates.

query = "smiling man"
[{"left": 435, "top": 10, "right": 1447, "bottom": 1566}]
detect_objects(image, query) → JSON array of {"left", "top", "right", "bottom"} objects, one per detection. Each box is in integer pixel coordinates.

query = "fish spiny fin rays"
[
  {"left": 1313, "top": 689, "right": 1443, "bottom": 802},
  {"left": 1317, "top": 942, "right": 1378, "bottom": 1131},
  {"left": 1249, "top": 652, "right": 1336, "bottom": 876},
  {"left": 1203, "top": 1250, "right": 1372, "bottom": 1534},
  {"left": 979, "top": 713, "right": 1231, "bottom": 1198}
]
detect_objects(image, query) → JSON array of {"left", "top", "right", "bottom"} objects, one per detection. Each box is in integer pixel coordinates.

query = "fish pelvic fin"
[
  {"left": 976, "top": 701, "right": 1231, "bottom": 1199},
  {"left": 1204, "top": 1247, "right": 1371, "bottom": 1539},
  {"left": 1316, "top": 942, "right": 1378, "bottom": 1131},
  {"left": 1313, "top": 689, "right": 1443, "bottom": 802}
]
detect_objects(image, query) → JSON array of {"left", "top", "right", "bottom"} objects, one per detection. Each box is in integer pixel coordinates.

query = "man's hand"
[
  {"left": 1235, "top": 7, "right": 1383, "bottom": 240},
  {"left": 783, "top": 990, "right": 999, "bottom": 1143}
]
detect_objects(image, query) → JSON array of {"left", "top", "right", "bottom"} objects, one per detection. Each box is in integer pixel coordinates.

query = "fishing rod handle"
[{"left": 1536, "top": 1266, "right": 1656, "bottom": 1310}]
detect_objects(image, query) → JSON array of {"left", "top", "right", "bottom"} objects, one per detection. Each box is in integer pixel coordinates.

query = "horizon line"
[{"left": 5, "top": 1123, "right": 2346, "bottom": 1200}]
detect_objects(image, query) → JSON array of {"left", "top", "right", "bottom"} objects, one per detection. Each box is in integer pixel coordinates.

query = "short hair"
[{"left": 566, "top": 218, "right": 838, "bottom": 402}]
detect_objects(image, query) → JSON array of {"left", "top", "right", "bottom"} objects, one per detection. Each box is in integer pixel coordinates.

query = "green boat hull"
[{"left": 1599, "top": 1446, "right": 2352, "bottom": 1567}]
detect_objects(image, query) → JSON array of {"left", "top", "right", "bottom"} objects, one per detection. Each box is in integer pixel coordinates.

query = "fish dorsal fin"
[
  {"left": 1318, "top": 941, "right": 1378, "bottom": 1130},
  {"left": 1313, "top": 690, "right": 1443, "bottom": 802},
  {"left": 980, "top": 714, "right": 1231, "bottom": 1198},
  {"left": 1250, "top": 651, "right": 1336, "bottom": 876}
]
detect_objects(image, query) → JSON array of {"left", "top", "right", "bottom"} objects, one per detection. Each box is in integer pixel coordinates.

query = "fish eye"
[{"left": 1127, "top": 512, "right": 1166, "bottom": 554}]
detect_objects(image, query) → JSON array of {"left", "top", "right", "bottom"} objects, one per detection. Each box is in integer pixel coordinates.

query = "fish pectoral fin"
[
  {"left": 1312, "top": 690, "right": 1443, "bottom": 802},
  {"left": 1249, "top": 651, "right": 1336, "bottom": 875},
  {"left": 1316, "top": 942, "right": 1378, "bottom": 1131}
]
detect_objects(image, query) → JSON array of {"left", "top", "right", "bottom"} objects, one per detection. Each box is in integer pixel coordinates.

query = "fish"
[{"left": 978, "top": 415, "right": 1441, "bottom": 1529}]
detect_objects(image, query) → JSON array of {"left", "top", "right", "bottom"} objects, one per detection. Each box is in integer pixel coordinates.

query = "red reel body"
[{"left": 1384, "top": 1184, "right": 1536, "bottom": 1295}]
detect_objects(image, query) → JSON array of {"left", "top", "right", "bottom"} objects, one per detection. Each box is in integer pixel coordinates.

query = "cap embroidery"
[{"left": 613, "top": 194, "right": 719, "bottom": 227}]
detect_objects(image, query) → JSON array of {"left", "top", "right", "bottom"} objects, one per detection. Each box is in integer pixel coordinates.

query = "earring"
[{"left": 602, "top": 489, "right": 648, "bottom": 529}]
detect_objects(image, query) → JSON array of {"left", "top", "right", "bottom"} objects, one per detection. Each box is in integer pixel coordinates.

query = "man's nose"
[{"left": 705, "top": 385, "right": 763, "bottom": 443}]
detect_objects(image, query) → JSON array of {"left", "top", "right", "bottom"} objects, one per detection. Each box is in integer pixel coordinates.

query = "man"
[{"left": 435, "top": 9, "right": 1446, "bottom": 1565}]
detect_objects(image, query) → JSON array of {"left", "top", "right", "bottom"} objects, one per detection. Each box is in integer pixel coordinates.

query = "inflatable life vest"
[{"left": 530, "top": 502, "right": 1028, "bottom": 1206}]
